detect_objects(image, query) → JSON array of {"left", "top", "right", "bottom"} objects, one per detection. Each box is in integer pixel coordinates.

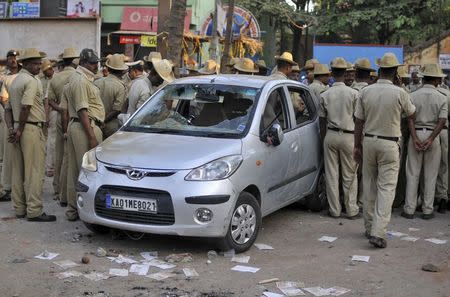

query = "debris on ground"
[
  {"left": 424, "top": 238, "right": 447, "bottom": 245},
  {"left": 81, "top": 256, "right": 90, "bottom": 264},
  {"left": 408, "top": 228, "right": 420, "bottom": 232},
  {"left": 35, "top": 251, "right": 59, "bottom": 260},
  {"left": 254, "top": 243, "right": 274, "bottom": 250},
  {"left": 222, "top": 249, "right": 235, "bottom": 258},
  {"left": 328, "top": 286, "right": 351, "bottom": 296},
  {"left": 182, "top": 268, "right": 199, "bottom": 278},
  {"left": 230, "top": 265, "right": 260, "bottom": 273},
  {"left": 107, "top": 254, "right": 137, "bottom": 264},
  {"left": 207, "top": 250, "right": 218, "bottom": 260},
  {"left": 95, "top": 247, "right": 107, "bottom": 257},
  {"left": 146, "top": 271, "right": 176, "bottom": 281},
  {"left": 165, "top": 253, "right": 193, "bottom": 263},
  {"left": 56, "top": 270, "right": 83, "bottom": 279},
  {"left": 421, "top": 263, "right": 440, "bottom": 272},
  {"left": 53, "top": 259, "right": 79, "bottom": 269},
  {"left": 83, "top": 272, "right": 110, "bottom": 281},
  {"left": 10, "top": 258, "right": 28, "bottom": 264},
  {"left": 109, "top": 268, "right": 129, "bottom": 277},
  {"left": 71, "top": 233, "right": 82, "bottom": 242},
  {"left": 400, "top": 236, "right": 420, "bottom": 242},
  {"left": 276, "top": 281, "right": 305, "bottom": 296},
  {"left": 387, "top": 231, "right": 408, "bottom": 237},
  {"left": 351, "top": 255, "right": 370, "bottom": 262},
  {"left": 231, "top": 255, "right": 250, "bottom": 264},
  {"left": 129, "top": 263, "right": 150, "bottom": 276},
  {"left": 318, "top": 236, "right": 337, "bottom": 243},
  {"left": 258, "top": 278, "right": 279, "bottom": 285},
  {"left": 140, "top": 251, "right": 158, "bottom": 260},
  {"left": 263, "top": 292, "right": 284, "bottom": 297}
]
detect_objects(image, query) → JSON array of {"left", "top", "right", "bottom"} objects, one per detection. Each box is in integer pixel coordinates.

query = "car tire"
[
  {"left": 306, "top": 170, "right": 328, "bottom": 212},
  {"left": 83, "top": 222, "right": 110, "bottom": 234},
  {"left": 219, "top": 192, "right": 261, "bottom": 253}
]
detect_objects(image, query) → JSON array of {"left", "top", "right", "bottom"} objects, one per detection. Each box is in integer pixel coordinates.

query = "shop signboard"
[
  {"left": 119, "top": 36, "right": 141, "bottom": 44},
  {"left": 121, "top": 7, "right": 192, "bottom": 33},
  {"left": 140, "top": 35, "right": 158, "bottom": 47},
  {"left": 0, "top": 2, "right": 8, "bottom": 18},
  {"left": 11, "top": 1, "right": 40, "bottom": 18}
]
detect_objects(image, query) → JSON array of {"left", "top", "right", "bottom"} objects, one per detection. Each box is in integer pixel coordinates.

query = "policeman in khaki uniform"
[
  {"left": 320, "top": 57, "right": 360, "bottom": 219},
  {"left": 47, "top": 48, "right": 79, "bottom": 205},
  {"left": 94, "top": 54, "right": 128, "bottom": 139},
  {"left": 436, "top": 85, "right": 450, "bottom": 213},
  {"left": 4, "top": 48, "right": 56, "bottom": 222},
  {"left": 402, "top": 64, "right": 447, "bottom": 220},
  {"left": 64, "top": 48, "right": 105, "bottom": 221},
  {"left": 354, "top": 53, "right": 416, "bottom": 248},
  {"left": 309, "top": 64, "right": 330, "bottom": 106},
  {"left": 301, "top": 58, "right": 319, "bottom": 85},
  {"left": 352, "top": 58, "right": 374, "bottom": 92},
  {"left": 270, "top": 52, "right": 297, "bottom": 80}
]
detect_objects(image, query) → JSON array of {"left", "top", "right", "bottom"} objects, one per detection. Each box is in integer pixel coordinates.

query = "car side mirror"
[
  {"left": 266, "top": 123, "right": 284, "bottom": 146},
  {"left": 117, "top": 113, "right": 131, "bottom": 126}
]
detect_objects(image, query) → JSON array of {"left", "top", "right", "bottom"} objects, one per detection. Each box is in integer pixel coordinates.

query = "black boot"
[
  {"left": 28, "top": 213, "right": 57, "bottom": 222},
  {"left": 0, "top": 191, "right": 11, "bottom": 202},
  {"left": 369, "top": 236, "right": 387, "bottom": 248}
]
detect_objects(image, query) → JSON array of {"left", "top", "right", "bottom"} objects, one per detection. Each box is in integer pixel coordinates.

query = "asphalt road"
[{"left": 0, "top": 177, "right": 449, "bottom": 297}]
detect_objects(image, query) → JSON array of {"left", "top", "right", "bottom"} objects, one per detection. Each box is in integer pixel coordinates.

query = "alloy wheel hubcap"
[{"left": 230, "top": 204, "right": 256, "bottom": 244}]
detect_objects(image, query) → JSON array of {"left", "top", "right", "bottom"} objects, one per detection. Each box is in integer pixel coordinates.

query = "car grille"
[
  {"left": 94, "top": 186, "right": 175, "bottom": 225},
  {"left": 105, "top": 166, "right": 176, "bottom": 177}
]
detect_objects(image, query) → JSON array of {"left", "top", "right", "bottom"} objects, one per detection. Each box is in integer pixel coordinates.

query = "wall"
[
  {"left": 405, "top": 35, "right": 450, "bottom": 66},
  {"left": 0, "top": 18, "right": 101, "bottom": 59}
]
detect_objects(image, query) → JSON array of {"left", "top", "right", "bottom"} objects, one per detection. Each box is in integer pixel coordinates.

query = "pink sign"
[{"left": 121, "top": 7, "right": 192, "bottom": 33}]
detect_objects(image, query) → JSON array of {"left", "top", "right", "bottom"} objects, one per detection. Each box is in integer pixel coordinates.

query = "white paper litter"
[
  {"left": 425, "top": 238, "right": 447, "bottom": 245},
  {"left": 387, "top": 231, "right": 408, "bottom": 237},
  {"left": 231, "top": 255, "right": 250, "bottom": 264},
  {"left": 182, "top": 268, "right": 199, "bottom": 277},
  {"left": 56, "top": 270, "right": 83, "bottom": 279},
  {"left": 231, "top": 265, "right": 260, "bottom": 273},
  {"left": 328, "top": 286, "right": 351, "bottom": 296},
  {"left": 145, "top": 259, "right": 176, "bottom": 270},
  {"left": 408, "top": 228, "right": 420, "bottom": 232},
  {"left": 276, "top": 281, "right": 305, "bottom": 296},
  {"left": 303, "top": 287, "right": 331, "bottom": 296},
  {"left": 400, "top": 236, "right": 420, "bottom": 242},
  {"left": 146, "top": 271, "right": 176, "bottom": 281},
  {"left": 129, "top": 263, "right": 150, "bottom": 276},
  {"left": 140, "top": 251, "right": 158, "bottom": 261},
  {"left": 254, "top": 243, "right": 274, "bottom": 250},
  {"left": 109, "top": 268, "right": 129, "bottom": 277},
  {"left": 318, "top": 236, "right": 337, "bottom": 243},
  {"left": 263, "top": 292, "right": 284, "bottom": 297},
  {"left": 84, "top": 272, "right": 110, "bottom": 281},
  {"left": 35, "top": 251, "right": 59, "bottom": 260},
  {"left": 351, "top": 255, "right": 370, "bottom": 262},
  {"left": 53, "top": 260, "right": 79, "bottom": 269},
  {"left": 107, "top": 254, "right": 137, "bottom": 264}
]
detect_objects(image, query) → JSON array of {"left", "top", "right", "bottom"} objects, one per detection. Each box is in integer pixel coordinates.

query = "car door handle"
[{"left": 291, "top": 142, "right": 298, "bottom": 152}]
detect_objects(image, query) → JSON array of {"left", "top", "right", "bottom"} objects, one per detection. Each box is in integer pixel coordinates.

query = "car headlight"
[
  {"left": 81, "top": 149, "right": 98, "bottom": 172},
  {"left": 185, "top": 155, "right": 243, "bottom": 181}
]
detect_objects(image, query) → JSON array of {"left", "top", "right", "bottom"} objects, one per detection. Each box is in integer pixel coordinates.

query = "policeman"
[
  {"left": 4, "top": 48, "right": 56, "bottom": 221},
  {"left": 402, "top": 64, "right": 447, "bottom": 220},
  {"left": 257, "top": 60, "right": 268, "bottom": 76},
  {"left": 354, "top": 53, "right": 415, "bottom": 248},
  {"left": 320, "top": 57, "right": 360, "bottom": 219},
  {"left": 143, "top": 51, "right": 162, "bottom": 73},
  {"left": 64, "top": 48, "right": 104, "bottom": 221},
  {"left": 126, "top": 60, "right": 152, "bottom": 115},
  {"left": 408, "top": 71, "right": 422, "bottom": 92},
  {"left": 47, "top": 48, "right": 78, "bottom": 206},
  {"left": 288, "top": 65, "right": 301, "bottom": 81},
  {"left": 197, "top": 60, "right": 220, "bottom": 75},
  {"left": 301, "top": 58, "right": 319, "bottom": 85},
  {"left": 309, "top": 64, "right": 330, "bottom": 106},
  {"left": 39, "top": 59, "right": 54, "bottom": 96},
  {"left": 150, "top": 59, "right": 175, "bottom": 91},
  {"left": 345, "top": 62, "right": 356, "bottom": 87},
  {"left": 94, "top": 54, "right": 128, "bottom": 139},
  {"left": 270, "top": 52, "right": 297, "bottom": 80},
  {"left": 233, "top": 58, "right": 258, "bottom": 75},
  {"left": 352, "top": 58, "right": 374, "bottom": 92}
]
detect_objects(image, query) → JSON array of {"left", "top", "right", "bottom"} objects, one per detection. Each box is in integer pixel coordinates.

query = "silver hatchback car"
[{"left": 78, "top": 75, "right": 325, "bottom": 252}]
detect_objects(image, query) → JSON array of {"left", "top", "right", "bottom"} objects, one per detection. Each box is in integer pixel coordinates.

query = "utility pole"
[
  {"left": 220, "top": 0, "right": 234, "bottom": 73},
  {"left": 209, "top": 0, "right": 219, "bottom": 61}
]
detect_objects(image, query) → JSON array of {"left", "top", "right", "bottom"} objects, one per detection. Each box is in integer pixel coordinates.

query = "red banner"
[
  {"left": 120, "top": 7, "right": 192, "bottom": 33},
  {"left": 119, "top": 35, "right": 141, "bottom": 44}
]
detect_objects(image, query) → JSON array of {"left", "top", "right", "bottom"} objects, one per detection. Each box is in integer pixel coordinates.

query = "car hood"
[{"left": 96, "top": 131, "right": 242, "bottom": 170}]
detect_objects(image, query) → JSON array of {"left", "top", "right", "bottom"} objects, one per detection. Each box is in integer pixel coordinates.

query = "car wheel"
[
  {"left": 83, "top": 222, "right": 110, "bottom": 234},
  {"left": 306, "top": 170, "right": 328, "bottom": 212},
  {"left": 219, "top": 192, "right": 261, "bottom": 253}
]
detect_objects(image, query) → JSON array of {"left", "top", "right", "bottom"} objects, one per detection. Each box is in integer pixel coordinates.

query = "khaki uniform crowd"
[{"left": 0, "top": 46, "right": 448, "bottom": 250}]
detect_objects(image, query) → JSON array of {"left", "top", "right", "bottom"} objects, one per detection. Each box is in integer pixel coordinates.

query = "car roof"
[{"left": 172, "top": 74, "right": 290, "bottom": 89}]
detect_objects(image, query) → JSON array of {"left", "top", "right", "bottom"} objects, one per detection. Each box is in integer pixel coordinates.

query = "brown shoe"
[
  {"left": 369, "top": 236, "right": 387, "bottom": 248},
  {"left": 28, "top": 213, "right": 56, "bottom": 222}
]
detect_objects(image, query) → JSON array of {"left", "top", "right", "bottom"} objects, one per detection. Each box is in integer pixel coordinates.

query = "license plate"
[{"left": 105, "top": 194, "right": 157, "bottom": 213}]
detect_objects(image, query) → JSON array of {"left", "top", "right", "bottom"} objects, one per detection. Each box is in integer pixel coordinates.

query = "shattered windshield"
[{"left": 124, "top": 83, "right": 260, "bottom": 138}]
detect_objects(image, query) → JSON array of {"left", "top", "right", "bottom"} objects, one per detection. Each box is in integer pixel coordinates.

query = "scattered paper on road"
[
  {"left": 109, "top": 268, "right": 129, "bottom": 277},
  {"left": 328, "top": 286, "right": 351, "bottom": 296},
  {"left": 182, "top": 268, "right": 199, "bottom": 277},
  {"left": 303, "top": 287, "right": 330, "bottom": 296},
  {"left": 231, "top": 265, "right": 260, "bottom": 273},
  {"left": 318, "top": 236, "right": 337, "bottom": 243},
  {"left": 53, "top": 260, "right": 79, "bottom": 269},
  {"left": 84, "top": 272, "right": 109, "bottom": 281},
  {"left": 146, "top": 259, "right": 176, "bottom": 270},
  {"left": 263, "top": 292, "right": 284, "bottom": 297},
  {"left": 56, "top": 270, "right": 83, "bottom": 279},
  {"left": 351, "top": 255, "right": 370, "bottom": 262},
  {"left": 387, "top": 231, "right": 408, "bottom": 237},
  {"left": 425, "top": 238, "right": 447, "bottom": 245},
  {"left": 254, "top": 243, "right": 274, "bottom": 250},
  {"left": 401, "top": 236, "right": 420, "bottom": 242},
  {"left": 35, "top": 251, "right": 59, "bottom": 260},
  {"left": 408, "top": 228, "right": 420, "bottom": 232},
  {"left": 146, "top": 271, "right": 176, "bottom": 281},
  {"left": 140, "top": 251, "right": 158, "bottom": 260},
  {"left": 231, "top": 255, "right": 250, "bottom": 264},
  {"left": 259, "top": 278, "right": 279, "bottom": 284},
  {"left": 129, "top": 263, "right": 150, "bottom": 276},
  {"left": 276, "top": 281, "right": 305, "bottom": 296}
]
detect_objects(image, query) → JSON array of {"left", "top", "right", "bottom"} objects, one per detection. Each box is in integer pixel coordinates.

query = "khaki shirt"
[
  {"left": 127, "top": 74, "right": 152, "bottom": 114},
  {"left": 47, "top": 66, "right": 76, "bottom": 105},
  {"left": 94, "top": 74, "right": 126, "bottom": 115},
  {"left": 270, "top": 71, "right": 288, "bottom": 80},
  {"left": 65, "top": 66, "right": 105, "bottom": 122},
  {"left": 8, "top": 69, "right": 45, "bottom": 123},
  {"left": 407, "top": 83, "right": 422, "bottom": 93},
  {"left": 39, "top": 74, "right": 52, "bottom": 99},
  {"left": 309, "top": 79, "right": 329, "bottom": 105},
  {"left": 320, "top": 82, "right": 358, "bottom": 131},
  {"left": 411, "top": 84, "right": 447, "bottom": 129},
  {"left": 352, "top": 81, "right": 368, "bottom": 92},
  {"left": 355, "top": 79, "right": 416, "bottom": 137},
  {"left": 0, "top": 73, "right": 19, "bottom": 102}
]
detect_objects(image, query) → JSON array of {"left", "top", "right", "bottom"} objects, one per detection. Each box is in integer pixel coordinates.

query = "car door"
[
  {"left": 258, "top": 85, "right": 301, "bottom": 212},
  {"left": 286, "top": 85, "right": 321, "bottom": 200}
]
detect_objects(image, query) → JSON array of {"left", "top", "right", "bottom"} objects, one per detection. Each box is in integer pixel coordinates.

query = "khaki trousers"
[
  {"left": 45, "top": 110, "right": 58, "bottom": 173},
  {"left": 11, "top": 124, "right": 45, "bottom": 218},
  {"left": 2, "top": 122, "right": 12, "bottom": 191},
  {"left": 362, "top": 137, "right": 400, "bottom": 239},
  {"left": 59, "top": 140, "right": 68, "bottom": 203},
  {"left": 102, "top": 118, "right": 119, "bottom": 140},
  {"left": 53, "top": 114, "right": 64, "bottom": 194},
  {"left": 324, "top": 131, "right": 359, "bottom": 217},
  {"left": 404, "top": 130, "right": 441, "bottom": 215},
  {"left": 435, "top": 130, "right": 448, "bottom": 201},
  {"left": 66, "top": 121, "right": 102, "bottom": 220}
]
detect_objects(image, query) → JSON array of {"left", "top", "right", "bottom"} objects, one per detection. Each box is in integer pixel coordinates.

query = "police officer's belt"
[
  {"left": 328, "top": 127, "right": 353, "bottom": 134},
  {"left": 364, "top": 134, "right": 399, "bottom": 142},
  {"left": 14, "top": 121, "right": 44, "bottom": 128},
  {"left": 415, "top": 127, "right": 434, "bottom": 131},
  {"left": 71, "top": 117, "right": 102, "bottom": 127}
]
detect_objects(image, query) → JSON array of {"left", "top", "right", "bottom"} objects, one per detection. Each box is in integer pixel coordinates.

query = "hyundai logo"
[{"left": 126, "top": 169, "right": 146, "bottom": 180}]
